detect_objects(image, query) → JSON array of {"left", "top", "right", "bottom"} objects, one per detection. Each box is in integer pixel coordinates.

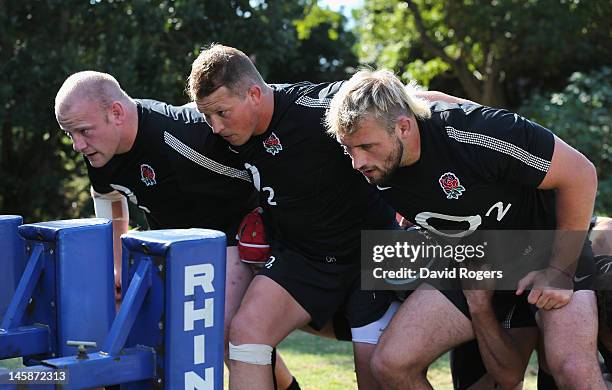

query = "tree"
[
  {"left": 279, "top": 2, "right": 358, "bottom": 82},
  {"left": 520, "top": 67, "right": 612, "bottom": 215},
  {"left": 356, "top": 0, "right": 612, "bottom": 108},
  {"left": 0, "top": 0, "right": 355, "bottom": 222}
]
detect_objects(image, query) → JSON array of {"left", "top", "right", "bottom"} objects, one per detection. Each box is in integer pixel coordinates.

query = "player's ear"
[
  {"left": 247, "top": 84, "right": 262, "bottom": 104},
  {"left": 109, "top": 101, "right": 126, "bottom": 124},
  {"left": 395, "top": 115, "right": 413, "bottom": 140}
]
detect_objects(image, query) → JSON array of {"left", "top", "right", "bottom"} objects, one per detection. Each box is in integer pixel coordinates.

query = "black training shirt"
[
  {"left": 234, "top": 82, "right": 396, "bottom": 261},
  {"left": 380, "top": 102, "right": 557, "bottom": 234},
  {"left": 86, "top": 99, "right": 257, "bottom": 240}
]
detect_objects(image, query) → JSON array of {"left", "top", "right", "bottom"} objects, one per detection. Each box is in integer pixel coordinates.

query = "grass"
[
  {"left": 0, "top": 333, "right": 545, "bottom": 389},
  {"left": 222, "top": 331, "right": 540, "bottom": 389}
]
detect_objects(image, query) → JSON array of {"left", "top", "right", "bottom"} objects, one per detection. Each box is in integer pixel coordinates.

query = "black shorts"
[
  {"left": 439, "top": 239, "right": 596, "bottom": 319},
  {"left": 441, "top": 290, "right": 537, "bottom": 326},
  {"left": 258, "top": 241, "right": 395, "bottom": 330}
]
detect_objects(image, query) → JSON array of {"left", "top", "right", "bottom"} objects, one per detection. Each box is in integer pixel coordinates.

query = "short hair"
[
  {"left": 187, "top": 44, "right": 265, "bottom": 101},
  {"left": 325, "top": 69, "right": 431, "bottom": 139},
  {"left": 55, "top": 71, "right": 129, "bottom": 117}
]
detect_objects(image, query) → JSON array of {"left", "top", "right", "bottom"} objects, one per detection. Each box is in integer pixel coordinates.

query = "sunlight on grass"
[{"left": 222, "top": 331, "right": 540, "bottom": 389}]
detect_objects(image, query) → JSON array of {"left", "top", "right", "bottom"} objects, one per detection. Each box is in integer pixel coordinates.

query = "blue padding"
[
  {"left": 0, "top": 215, "right": 24, "bottom": 318},
  {"left": 122, "top": 229, "right": 225, "bottom": 256},
  {"left": 17, "top": 218, "right": 115, "bottom": 358},
  {"left": 122, "top": 229, "right": 226, "bottom": 389},
  {"left": 18, "top": 218, "right": 110, "bottom": 242}
]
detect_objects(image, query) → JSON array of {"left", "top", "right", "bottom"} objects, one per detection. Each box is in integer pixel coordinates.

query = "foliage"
[
  {"left": 0, "top": 0, "right": 355, "bottom": 222},
  {"left": 520, "top": 67, "right": 612, "bottom": 215},
  {"left": 355, "top": 0, "right": 612, "bottom": 108},
  {"left": 274, "top": 1, "right": 358, "bottom": 82}
]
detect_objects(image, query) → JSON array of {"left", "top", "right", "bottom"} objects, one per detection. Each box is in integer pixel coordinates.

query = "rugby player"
[
  {"left": 326, "top": 69, "right": 605, "bottom": 389},
  {"left": 54, "top": 71, "right": 300, "bottom": 390},
  {"left": 187, "top": 44, "right": 402, "bottom": 390}
]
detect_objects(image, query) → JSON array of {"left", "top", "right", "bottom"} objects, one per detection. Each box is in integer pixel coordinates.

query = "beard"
[{"left": 372, "top": 136, "right": 403, "bottom": 185}]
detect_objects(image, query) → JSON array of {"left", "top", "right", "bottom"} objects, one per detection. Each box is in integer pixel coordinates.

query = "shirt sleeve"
[{"left": 443, "top": 104, "right": 555, "bottom": 188}]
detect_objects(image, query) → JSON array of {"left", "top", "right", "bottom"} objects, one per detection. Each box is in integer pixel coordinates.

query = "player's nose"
[{"left": 72, "top": 133, "right": 86, "bottom": 152}]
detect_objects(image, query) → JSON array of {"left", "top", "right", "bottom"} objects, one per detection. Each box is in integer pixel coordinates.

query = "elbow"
[
  {"left": 578, "top": 152, "right": 597, "bottom": 185},
  {"left": 584, "top": 158, "right": 598, "bottom": 192}
]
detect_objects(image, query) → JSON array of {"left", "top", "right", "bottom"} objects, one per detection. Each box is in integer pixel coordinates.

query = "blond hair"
[
  {"left": 187, "top": 44, "right": 265, "bottom": 101},
  {"left": 55, "top": 71, "right": 130, "bottom": 118},
  {"left": 325, "top": 69, "right": 431, "bottom": 138}
]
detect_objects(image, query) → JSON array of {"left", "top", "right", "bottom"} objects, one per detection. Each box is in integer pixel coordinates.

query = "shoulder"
[
  {"left": 135, "top": 99, "right": 208, "bottom": 126},
  {"left": 429, "top": 102, "right": 553, "bottom": 141},
  {"left": 272, "top": 81, "right": 344, "bottom": 110}
]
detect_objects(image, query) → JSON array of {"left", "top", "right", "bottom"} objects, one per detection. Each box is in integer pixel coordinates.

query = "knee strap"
[{"left": 229, "top": 342, "right": 273, "bottom": 365}]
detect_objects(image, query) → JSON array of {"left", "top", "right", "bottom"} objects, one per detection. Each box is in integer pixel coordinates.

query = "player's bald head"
[{"left": 55, "top": 71, "right": 129, "bottom": 120}]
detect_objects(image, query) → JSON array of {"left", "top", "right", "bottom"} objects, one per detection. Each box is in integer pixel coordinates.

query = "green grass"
[
  {"left": 222, "top": 331, "right": 540, "bottom": 389},
  {"left": 0, "top": 335, "right": 541, "bottom": 390}
]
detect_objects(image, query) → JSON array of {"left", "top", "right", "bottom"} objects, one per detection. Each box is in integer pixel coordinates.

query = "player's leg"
[
  {"left": 451, "top": 292, "right": 539, "bottom": 390},
  {"left": 537, "top": 290, "right": 605, "bottom": 389},
  {"left": 371, "top": 285, "right": 474, "bottom": 390},
  {"left": 457, "top": 327, "right": 536, "bottom": 390},
  {"left": 225, "top": 246, "right": 254, "bottom": 362},
  {"left": 350, "top": 300, "right": 400, "bottom": 389},
  {"left": 228, "top": 274, "right": 310, "bottom": 390},
  {"left": 225, "top": 247, "right": 298, "bottom": 389}
]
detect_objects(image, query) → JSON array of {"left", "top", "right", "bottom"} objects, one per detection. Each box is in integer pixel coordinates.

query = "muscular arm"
[
  {"left": 466, "top": 294, "right": 537, "bottom": 389},
  {"left": 91, "top": 187, "right": 129, "bottom": 300},
  {"left": 516, "top": 136, "right": 598, "bottom": 308},
  {"left": 539, "top": 135, "right": 597, "bottom": 268}
]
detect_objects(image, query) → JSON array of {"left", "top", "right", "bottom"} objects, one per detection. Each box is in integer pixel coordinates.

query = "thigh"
[
  {"left": 224, "top": 246, "right": 255, "bottom": 325},
  {"left": 231, "top": 274, "right": 311, "bottom": 346},
  {"left": 537, "top": 290, "right": 599, "bottom": 361},
  {"left": 377, "top": 284, "right": 474, "bottom": 365}
]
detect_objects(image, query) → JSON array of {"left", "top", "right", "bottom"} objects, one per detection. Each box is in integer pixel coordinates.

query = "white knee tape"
[
  {"left": 228, "top": 342, "right": 273, "bottom": 365},
  {"left": 351, "top": 301, "right": 401, "bottom": 344}
]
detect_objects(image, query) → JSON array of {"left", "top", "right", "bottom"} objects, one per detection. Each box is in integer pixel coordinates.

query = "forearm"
[
  {"left": 539, "top": 137, "right": 597, "bottom": 275},
  {"left": 469, "top": 306, "right": 528, "bottom": 389},
  {"left": 112, "top": 219, "right": 128, "bottom": 275},
  {"left": 91, "top": 188, "right": 129, "bottom": 277},
  {"left": 549, "top": 178, "right": 596, "bottom": 280}
]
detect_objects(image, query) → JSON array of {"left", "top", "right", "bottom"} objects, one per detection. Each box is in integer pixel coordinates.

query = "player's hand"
[{"left": 515, "top": 268, "right": 573, "bottom": 310}]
